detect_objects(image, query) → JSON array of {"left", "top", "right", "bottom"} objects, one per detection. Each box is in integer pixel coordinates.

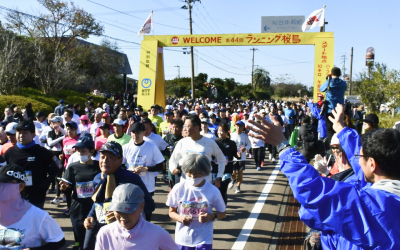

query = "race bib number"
[
  {"left": 181, "top": 201, "right": 208, "bottom": 218},
  {"left": 64, "top": 145, "right": 75, "bottom": 156},
  {"left": 76, "top": 181, "right": 95, "bottom": 198},
  {"left": 95, "top": 202, "right": 111, "bottom": 224},
  {"left": 25, "top": 171, "right": 32, "bottom": 186},
  {"left": 129, "top": 164, "right": 147, "bottom": 176}
]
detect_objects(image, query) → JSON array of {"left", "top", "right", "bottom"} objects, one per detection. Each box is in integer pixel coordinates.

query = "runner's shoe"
[
  {"left": 235, "top": 186, "right": 241, "bottom": 193},
  {"left": 272, "top": 158, "right": 276, "bottom": 164},
  {"left": 228, "top": 180, "right": 236, "bottom": 189},
  {"left": 257, "top": 167, "right": 261, "bottom": 171},
  {"left": 269, "top": 153, "right": 272, "bottom": 160},
  {"left": 63, "top": 208, "right": 70, "bottom": 216},
  {"left": 162, "top": 174, "right": 169, "bottom": 183},
  {"left": 50, "top": 198, "right": 61, "bottom": 206},
  {"left": 261, "top": 161, "right": 264, "bottom": 166}
]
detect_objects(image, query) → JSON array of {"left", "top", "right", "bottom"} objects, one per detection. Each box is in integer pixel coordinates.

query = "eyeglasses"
[{"left": 355, "top": 154, "right": 368, "bottom": 159}]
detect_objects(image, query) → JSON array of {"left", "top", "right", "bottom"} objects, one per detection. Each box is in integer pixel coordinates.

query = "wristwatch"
[
  {"left": 213, "top": 212, "right": 218, "bottom": 221},
  {"left": 277, "top": 141, "right": 291, "bottom": 154}
]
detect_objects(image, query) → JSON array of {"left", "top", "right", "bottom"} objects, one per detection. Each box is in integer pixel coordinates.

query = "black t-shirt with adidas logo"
[{"left": 4, "top": 144, "right": 58, "bottom": 204}]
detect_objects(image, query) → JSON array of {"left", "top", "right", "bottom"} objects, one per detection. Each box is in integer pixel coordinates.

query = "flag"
[
  {"left": 302, "top": 8, "right": 325, "bottom": 32},
  {"left": 137, "top": 13, "right": 153, "bottom": 37}
]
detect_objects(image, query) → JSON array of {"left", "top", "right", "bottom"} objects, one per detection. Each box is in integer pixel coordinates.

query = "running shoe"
[
  {"left": 50, "top": 198, "right": 61, "bottom": 206},
  {"left": 249, "top": 154, "right": 253, "bottom": 158},
  {"left": 261, "top": 161, "right": 264, "bottom": 166},
  {"left": 272, "top": 158, "right": 276, "bottom": 164},
  {"left": 235, "top": 187, "right": 241, "bottom": 193},
  {"left": 269, "top": 153, "right": 272, "bottom": 160},
  {"left": 257, "top": 167, "right": 261, "bottom": 171},
  {"left": 228, "top": 180, "right": 236, "bottom": 189},
  {"left": 162, "top": 174, "right": 169, "bottom": 183},
  {"left": 63, "top": 208, "right": 70, "bottom": 216}
]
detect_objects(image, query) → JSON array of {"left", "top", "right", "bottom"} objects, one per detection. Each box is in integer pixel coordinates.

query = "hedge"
[{"left": 0, "top": 88, "right": 108, "bottom": 116}]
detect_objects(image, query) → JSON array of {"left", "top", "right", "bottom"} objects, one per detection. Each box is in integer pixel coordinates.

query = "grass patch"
[{"left": 377, "top": 113, "right": 400, "bottom": 128}]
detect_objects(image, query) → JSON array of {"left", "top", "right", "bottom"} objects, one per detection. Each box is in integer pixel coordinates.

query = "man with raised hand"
[{"left": 245, "top": 105, "right": 400, "bottom": 249}]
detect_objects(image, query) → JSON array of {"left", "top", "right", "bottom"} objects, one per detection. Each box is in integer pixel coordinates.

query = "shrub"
[{"left": 0, "top": 96, "right": 53, "bottom": 114}]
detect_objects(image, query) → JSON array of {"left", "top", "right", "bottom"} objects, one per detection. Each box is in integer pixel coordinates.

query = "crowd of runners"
[{"left": 1, "top": 67, "right": 400, "bottom": 250}]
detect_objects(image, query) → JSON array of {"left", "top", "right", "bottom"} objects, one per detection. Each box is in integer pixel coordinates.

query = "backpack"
[{"left": 303, "top": 126, "right": 316, "bottom": 151}]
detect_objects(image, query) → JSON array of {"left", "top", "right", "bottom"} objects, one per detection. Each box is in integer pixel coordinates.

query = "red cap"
[
  {"left": 317, "top": 93, "right": 324, "bottom": 98},
  {"left": 195, "top": 105, "right": 201, "bottom": 110},
  {"left": 102, "top": 113, "right": 110, "bottom": 118}
]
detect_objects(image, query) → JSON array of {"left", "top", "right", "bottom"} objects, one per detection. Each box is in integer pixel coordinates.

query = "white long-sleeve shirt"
[{"left": 169, "top": 136, "right": 226, "bottom": 182}]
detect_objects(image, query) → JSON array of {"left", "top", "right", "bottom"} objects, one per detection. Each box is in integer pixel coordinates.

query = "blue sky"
[{"left": 1, "top": 0, "right": 399, "bottom": 87}]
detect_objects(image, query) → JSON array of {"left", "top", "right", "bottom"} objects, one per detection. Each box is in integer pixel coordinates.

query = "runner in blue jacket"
[{"left": 246, "top": 106, "right": 400, "bottom": 250}]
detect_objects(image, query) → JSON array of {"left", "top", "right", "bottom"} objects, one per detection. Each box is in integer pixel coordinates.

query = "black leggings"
[
  {"left": 268, "top": 144, "right": 277, "bottom": 159},
  {"left": 70, "top": 216, "right": 85, "bottom": 249},
  {"left": 218, "top": 178, "right": 230, "bottom": 205},
  {"left": 253, "top": 147, "right": 265, "bottom": 167}
]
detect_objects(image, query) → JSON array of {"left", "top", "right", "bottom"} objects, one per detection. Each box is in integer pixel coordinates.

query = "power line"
[
  {"left": 198, "top": 57, "right": 249, "bottom": 76},
  {"left": 151, "top": 0, "right": 187, "bottom": 19},
  {"left": 86, "top": 0, "right": 189, "bottom": 30}
]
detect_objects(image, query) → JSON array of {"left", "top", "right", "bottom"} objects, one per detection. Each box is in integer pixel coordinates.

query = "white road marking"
[{"left": 231, "top": 164, "right": 281, "bottom": 250}]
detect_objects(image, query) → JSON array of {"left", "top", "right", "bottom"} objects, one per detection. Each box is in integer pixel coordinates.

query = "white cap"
[
  {"left": 330, "top": 133, "right": 340, "bottom": 146},
  {"left": 112, "top": 119, "right": 126, "bottom": 126},
  {"left": 260, "top": 109, "right": 266, "bottom": 114},
  {"left": 95, "top": 107, "right": 103, "bottom": 114},
  {"left": 5, "top": 122, "right": 18, "bottom": 134},
  {"left": 50, "top": 116, "right": 63, "bottom": 123}
]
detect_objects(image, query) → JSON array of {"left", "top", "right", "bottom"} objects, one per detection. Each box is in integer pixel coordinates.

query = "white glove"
[{"left": 313, "top": 154, "right": 330, "bottom": 176}]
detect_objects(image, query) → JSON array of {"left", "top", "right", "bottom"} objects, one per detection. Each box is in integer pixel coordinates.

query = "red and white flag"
[
  {"left": 302, "top": 8, "right": 325, "bottom": 32},
  {"left": 137, "top": 13, "right": 153, "bottom": 37}
]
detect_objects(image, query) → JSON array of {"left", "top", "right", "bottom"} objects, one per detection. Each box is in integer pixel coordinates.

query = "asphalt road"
[{"left": 46, "top": 155, "right": 288, "bottom": 250}]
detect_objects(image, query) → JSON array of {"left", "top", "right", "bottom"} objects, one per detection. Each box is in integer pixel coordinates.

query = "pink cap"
[{"left": 79, "top": 115, "right": 89, "bottom": 121}]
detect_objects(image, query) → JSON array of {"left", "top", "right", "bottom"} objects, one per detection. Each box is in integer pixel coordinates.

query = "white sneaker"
[
  {"left": 272, "top": 158, "right": 276, "bottom": 164},
  {"left": 235, "top": 187, "right": 241, "bottom": 193},
  {"left": 51, "top": 198, "right": 61, "bottom": 206},
  {"left": 228, "top": 181, "right": 235, "bottom": 189},
  {"left": 269, "top": 154, "right": 272, "bottom": 160},
  {"left": 62, "top": 195, "right": 66, "bottom": 202}
]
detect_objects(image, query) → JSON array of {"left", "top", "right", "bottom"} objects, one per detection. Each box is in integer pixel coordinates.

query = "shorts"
[{"left": 233, "top": 161, "right": 245, "bottom": 171}]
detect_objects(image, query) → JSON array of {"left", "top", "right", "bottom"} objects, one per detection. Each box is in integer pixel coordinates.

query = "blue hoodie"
[
  {"left": 319, "top": 78, "right": 347, "bottom": 113},
  {"left": 280, "top": 128, "right": 400, "bottom": 249}
]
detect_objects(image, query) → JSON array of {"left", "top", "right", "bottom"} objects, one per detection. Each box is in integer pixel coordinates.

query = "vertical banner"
[
  {"left": 154, "top": 47, "right": 166, "bottom": 106},
  {"left": 137, "top": 40, "right": 158, "bottom": 111},
  {"left": 313, "top": 37, "right": 334, "bottom": 101}
]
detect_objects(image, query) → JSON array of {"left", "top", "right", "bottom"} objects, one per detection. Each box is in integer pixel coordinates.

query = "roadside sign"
[{"left": 261, "top": 16, "right": 305, "bottom": 33}]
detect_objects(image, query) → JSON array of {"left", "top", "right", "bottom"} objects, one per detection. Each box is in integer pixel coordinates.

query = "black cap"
[
  {"left": 129, "top": 115, "right": 141, "bottom": 123},
  {"left": 73, "top": 134, "right": 95, "bottom": 149},
  {"left": 99, "top": 123, "right": 110, "bottom": 130},
  {"left": 99, "top": 141, "right": 123, "bottom": 158},
  {"left": 0, "top": 163, "right": 26, "bottom": 183},
  {"left": 66, "top": 104, "right": 73, "bottom": 109},
  {"left": 36, "top": 111, "right": 45, "bottom": 118},
  {"left": 130, "top": 122, "right": 145, "bottom": 132},
  {"left": 362, "top": 114, "right": 379, "bottom": 124},
  {"left": 209, "top": 113, "right": 216, "bottom": 118},
  {"left": 141, "top": 118, "right": 152, "bottom": 124},
  {"left": 16, "top": 120, "right": 35, "bottom": 133}
]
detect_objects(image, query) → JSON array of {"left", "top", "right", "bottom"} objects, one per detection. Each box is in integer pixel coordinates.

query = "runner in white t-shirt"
[
  {"left": 166, "top": 153, "right": 226, "bottom": 249},
  {"left": 0, "top": 164, "right": 65, "bottom": 249},
  {"left": 123, "top": 122, "right": 165, "bottom": 195}
]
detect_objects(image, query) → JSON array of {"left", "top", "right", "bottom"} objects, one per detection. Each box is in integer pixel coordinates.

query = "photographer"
[{"left": 319, "top": 67, "right": 347, "bottom": 148}]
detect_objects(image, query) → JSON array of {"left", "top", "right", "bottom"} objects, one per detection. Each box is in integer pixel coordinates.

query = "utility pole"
[
  {"left": 349, "top": 47, "right": 353, "bottom": 95},
  {"left": 341, "top": 54, "right": 346, "bottom": 80},
  {"left": 187, "top": 0, "right": 195, "bottom": 99},
  {"left": 250, "top": 48, "right": 258, "bottom": 93},
  {"left": 174, "top": 65, "right": 180, "bottom": 78}
]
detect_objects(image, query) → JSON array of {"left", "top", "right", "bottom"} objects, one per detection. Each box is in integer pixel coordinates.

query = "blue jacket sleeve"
[
  {"left": 319, "top": 79, "right": 330, "bottom": 92},
  {"left": 307, "top": 102, "right": 321, "bottom": 119},
  {"left": 88, "top": 203, "right": 96, "bottom": 219},
  {"left": 336, "top": 127, "right": 369, "bottom": 188},
  {"left": 280, "top": 148, "right": 390, "bottom": 248}
]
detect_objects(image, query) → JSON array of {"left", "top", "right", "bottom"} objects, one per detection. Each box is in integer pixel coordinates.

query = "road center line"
[{"left": 231, "top": 164, "right": 281, "bottom": 250}]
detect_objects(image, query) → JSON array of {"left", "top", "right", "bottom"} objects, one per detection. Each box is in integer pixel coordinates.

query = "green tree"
[
  {"left": 6, "top": 0, "right": 104, "bottom": 95},
  {"left": 354, "top": 63, "right": 392, "bottom": 112}
]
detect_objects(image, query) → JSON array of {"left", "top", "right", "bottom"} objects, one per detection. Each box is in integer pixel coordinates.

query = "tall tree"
[
  {"left": 0, "top": 24, "right": 30, "bottom": 95},
  {"left": 354, "top": 63, "right": 391, "bottom": 113},
  {"left": 6, "top": 0, "right": 104, "bottom": 95},
  {"left": 252, "top": 68, "right": 271, "bottom": 94}
]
